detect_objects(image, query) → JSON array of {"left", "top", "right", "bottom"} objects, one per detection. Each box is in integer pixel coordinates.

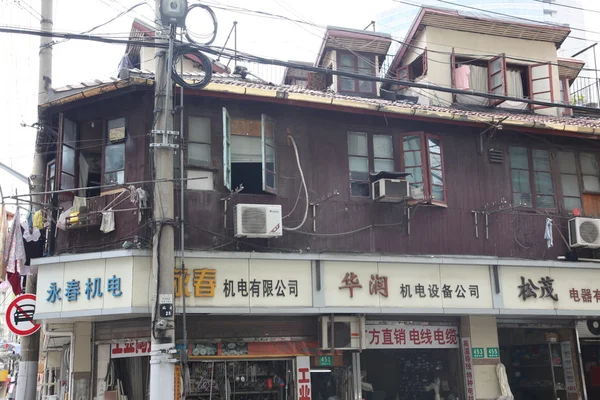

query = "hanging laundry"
[
  {"left": 136, "top": 188, "right": 148, "bottom": 209},
  {"left": 544, "top": 218, "right": 554, "bottom": 248},
  {"left": 4, "top": 212, "right": 26, "bottom": 274},
  {"left": 33, "top": 210, "right": 43, "bottom": 229},
  {"left": 22, "top": 228, "right": 41, "bottom": 243},
  {"left": 5, "top": 271, "right": 22, "bottom": 296},
  {"left": 73, "top": 196, "right": 87, "bottom": 213},
  {"left": 100, "top": 209, "right": 115, "bottom": 233},
  {"left": 57, "top": 206, "right": 74, "bottom": 231},
  {"left": 0, "top": 205, "right": 8, "bottom": 281},
  {"left": 454, "top": 65, "right": 470, "bottom": 90}
]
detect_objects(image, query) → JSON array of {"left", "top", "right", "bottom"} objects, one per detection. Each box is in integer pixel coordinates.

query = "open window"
[
  {"left": 488, "top": 54, "right": 507, "bottom": 105},
  {"left": 396, "top": 48, "right": 428, "bottom": 88},
  {"left": 400, "top": 132, "right": 446, "bottom": 204},
  {"left": 104, "top": 118, "right": 126, "bottom": 187},
  {"left": 222, "top": 108, "right": 277, "bottom": 195},
  {"left": 57, "top": 114, "right": 77, "bottom": 191},
  {"left": 528, "top": 62, "right": 554, "bottom": 110}
]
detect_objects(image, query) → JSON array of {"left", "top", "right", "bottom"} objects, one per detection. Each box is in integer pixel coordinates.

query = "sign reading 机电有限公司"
[
  {"left": 174, "top": 259, "right": 312, "bottom": 308},
  {"left": 323, "top": 261, "right": 493, "bottom": 309},
  {"left": 365, "top": 324, "right": 459, "bottom": 349}
]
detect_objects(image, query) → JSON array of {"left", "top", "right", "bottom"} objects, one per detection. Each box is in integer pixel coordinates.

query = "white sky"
[{"left": 1, "top": 0, "right": 600, "bottom": 199}]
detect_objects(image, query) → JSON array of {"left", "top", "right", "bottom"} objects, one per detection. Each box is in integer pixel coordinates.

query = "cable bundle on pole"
[{"left": 170, "top": 44, "right": 212, "bottom": 89}]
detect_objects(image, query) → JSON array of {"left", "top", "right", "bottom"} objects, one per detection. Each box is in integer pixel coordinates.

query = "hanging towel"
[
  {"left": 454, "top": 65, "right": 471, "bottom": 90},
  {"left": 0, "top": 205, "right": 8, "bottom": 281},
  {"left": 78, "top": 154, "right": 89, "bottom": 197},
  {"left": 4, "top": 212, "right": 26, "bottom": 274},
  {"left": 33, "top": 210, "right": 43, "bottom": 230},
  {"left": 73, "top": 196, "right": 87, "bottom": 213},
  {"left": 100, "top": 209, "right": 115, "bottom": 233},
  {"left": 6, "top": 272, "right": 22, "bottom": 296},
  {"left": 544, "top": 217, "right": 554, "bottom": 248}
]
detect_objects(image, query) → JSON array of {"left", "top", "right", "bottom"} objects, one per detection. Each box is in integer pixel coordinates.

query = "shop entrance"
[
  {"left": 310, "top": 358, "right": 353, "bottom": 400},
  {"left": 580, "top": 341, "right": 600, "bottom": 399},
  {"left": 498, "top": 327, "right": 580, "bottom": 400}
]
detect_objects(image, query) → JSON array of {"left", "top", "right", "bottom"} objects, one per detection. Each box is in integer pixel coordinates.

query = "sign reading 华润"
[
  {"left": 365, "top": 324, "right": 459, "bottom": 349},
  {"left": 35, "top": 257, "right": 152, "bottom": 318},
  {"left": 174, "top": 259, "right": 312, "bottom": 308},
  {"left": 323, "top": 261, "right": 493, "bottom": 309},
  {"left": 500, "top": 266, "right": 600, "bottom": 311}
]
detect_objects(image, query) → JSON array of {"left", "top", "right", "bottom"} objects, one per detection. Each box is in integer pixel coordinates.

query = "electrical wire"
[
  {"left": 171, "top": 44, "right": 212, "bottom": 89},
  {"left": 532, "top": 0, "right": 600, "bottom": 16},
  {"left": 282, "top": 134, "right": 308, "bottom": 231},
  {"left": 184, "top": 3, "right": 217, "bottom": 46}
]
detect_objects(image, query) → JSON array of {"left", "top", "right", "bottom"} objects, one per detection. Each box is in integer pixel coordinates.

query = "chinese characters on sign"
[
  {"left": 365, "top": 324, "right": 459, "bottom": 349},
  {"left": 462, "top": 337, "right": 476, "bottom": 400},
  {"left": 339, "top": 272, "right": 480, "bottom": 300},
  {"left": 569, "top": 288, "right": 600, "bottom": 303},
  {"left": 296, "top": 356, "right": 312, "bottom": 400},
  {"left": 560, "top": 342, "right": 577, "bottom": 393},
  {"left": 110, "top": 340, "right": 151, "bottom": 359},
  {"left": 45, "top": 275, "right": 123, "bottom": 303},
  {"left": 518, "top": 276, "right": 558, "bottom": 301},
  {"left": 174, "top": 269, "right": 299, "bottom": 299}
]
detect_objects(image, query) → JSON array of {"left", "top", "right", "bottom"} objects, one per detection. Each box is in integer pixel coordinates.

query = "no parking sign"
[{"left": 6, "top": 294, "right": 41, "bottom": 336}]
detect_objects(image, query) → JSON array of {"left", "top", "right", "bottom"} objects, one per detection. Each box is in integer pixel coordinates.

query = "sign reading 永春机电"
[
  {"left": 365, "top": 324, "right": 459, "bottom": 349},
  {"left": 45, "top": 275, "right": 123, "bottom": 303},
  {"left": 323, "top": 262, "right": 493, "bottom": 309},
  {"left": 174, "top": 259, "right": 312, "bottom": 308}
]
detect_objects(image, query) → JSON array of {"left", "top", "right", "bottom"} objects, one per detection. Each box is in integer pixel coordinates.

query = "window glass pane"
[
  {"left": 105, "top": 143, "right": 125, "bottom": 172},
  {"left": 350, "top": 182, "right": 369, "bottom": 197},
  {"left": 561, "top": 174, "right": 580, "bottom": 197},
  {"left": 580, "top": 153, "right": 599, "bottom": 175},
  {"left": 511, "top": 170, "right": 531, "bottom": 193},
  {"left": 63, "top": 119, "right": 77, "bottom": 147},
  {"left": 513, "top": 192, "right": 533, "bottom": 207},
  {"left": 403, "top": 136, "right": 421, "bottom": 151},
  {"left": 49, "top": 163, "right": 55, "bottom": 178},
  {"left": 188, "top": 143, "right": 211, "bottom": 165},
  {"left": 429, "top": 153, "right": 442, "bottom": 169},
  {"left": 537, "top": 195, "right": 555, "bottom": 208},
  {"left": 583, "top": 175, "right": 600, "bottom": 192},
  {"left": 509, "top": 147, "right": 528, "bottom": 169},
  {"left": 432, "top": 185, "right": 444, "bottom": 201},
  {"left": 340, "top": 54, "right": 355, "bottom": 68},
  {"left": 189, "top": 116, "right": 211, "bottom": 143},
  {"left": 340, "top": 77, "right": 355, "bottom": 91},
  {"left": 358, "top": 80, "right": 374, "bottom": 93},
  {"left": 357, "top": 57, "right": 372, "bottom": 69},
  {"left": 533, "top": 149, "right": 551, "bottom": 171},
  {"left": 61, "top": 173, "right": 74, "bottom": 189},
  {"left": 410, "top": 183, "right": 425, "bottom": 199},
  {"left": 564, "top": 197, "right": 582, "bottom": 211},
  {"left": 104, "top": 171, "right": 125, "bottom": 185},
  {"left": 62, "top": 146, "right": 75, "bottom": 175},
  {"left": 535, "top": 171, "right": 554, "bottom": 195},
  {"left": 374, "top": 159, "right": 394, "bottom": 173},
  {"left": 404, "top": 151, "right": 421, "bottom": 167},
  {"left": 373, "top": 135, "right": 393, "bottom": 158},
  {"left": 265, "top": 145, "right": 275, "bottom": 164},
  {"left": 428, "top": 137, "right": 441, "bottom": 154},
  {"left": 431, "top": 169, "right": 443, "bottom": 186},
  {"left": 405, "top": 167, "right": 423, "bottom": 183},
  {"left": 266, "top": 171, "right": 275, "bottom": 190},
  {"left": 108, "top": 117, "right": 126, "bottom": 130},
  {"left": 349, "top": 156, "right": 369, "bottom": 181},
  {"left": 263, "top": 118, "right": 275, "bottom": 141},
  {"left": 557, "top": 151, "right": 577, "bottom": 173},
  {"left": 348, "top": 132, "right": 368, "bottom": 156}
]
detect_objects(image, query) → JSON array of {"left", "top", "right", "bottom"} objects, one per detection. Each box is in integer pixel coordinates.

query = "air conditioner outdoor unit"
[
  {"left": 577, "top": 320, "right": 600, "bottom": 338},
  {"left": 568, "top": 217, "right": 600, "bottom": 248},
  {"left": 319, "top": 316, "right": 365, "bottom": 350},
  {"left": 234, "top": 204, "right": 282, "bottom": 238},
  {"left": 372, "top": 178, "right": 410, "bottom": 202}
]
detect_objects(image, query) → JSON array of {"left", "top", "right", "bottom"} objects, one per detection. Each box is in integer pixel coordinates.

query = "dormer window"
[
  {"left": 397, "top": 49, "right": 428, "bottom": 85},
  {"left": 338, "top": 52, "right": 377, "bottom": 95}
]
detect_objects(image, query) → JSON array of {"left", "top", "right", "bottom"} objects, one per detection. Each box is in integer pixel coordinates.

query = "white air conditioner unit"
[
  {"left": 372, "top": 178, "right": 410, "bottom": 202},
  {"left": 569, "top": 217, "right": 600, "bottom": 248},
  {"left": 234, "top": 204, "right": 282, "bottom": 238},
  {"left": 577, "top": 320, "right": 600, "bottom": 338},
  {"left": 319, "top": 316, "right": 365, "bottom": 350}
]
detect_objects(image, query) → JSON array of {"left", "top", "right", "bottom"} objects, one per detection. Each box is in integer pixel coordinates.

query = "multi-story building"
[{"left": 27, "top": 6, "right": 600, "bottom": 400}]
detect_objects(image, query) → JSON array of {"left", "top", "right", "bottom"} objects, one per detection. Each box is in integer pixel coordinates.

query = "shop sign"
[
  {"left": 110, "top": 340, "right": 152, "bottom": 358},
  {"left": 461, "top": 337, "right": 476, "bottom": 400},
  {"left": 500, "top": 266, "right": 600, "bottom": 311},
  {"left": 560, "top": 342, "right": 577, "bottom": 393},
  {"left": 324, "top": 262, "right": 493, "bottom": 309},
  {"left": 317, "top": 355, "right": 333, "bottom": 367},
  {"left": 189, "top": 340, "right": 321, "bottom": 358},
  {"left": 471, "top": 348, "right": 484, "bottom": 359},
  {"left": 486, "top": 347, "right": 499, "bottom": 358},
  {"left": 365, "top": 324, "right": 459, "bottom": 349},
  {"left": 174, "top": 259, "right": 312, "bottom": 308},
  {"left": 45, "top": 275, "right": 123, "bottom": 303},
  {"left": 175, "top": 364, "right": 181, "bottom": 400},
  {"left": 296, "top": 356, "right": 311, "bottom": 400}
]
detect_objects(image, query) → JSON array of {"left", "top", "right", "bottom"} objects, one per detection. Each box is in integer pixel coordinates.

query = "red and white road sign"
[{"left": 6, "top": 294, "right": 40, "bottom": 336}]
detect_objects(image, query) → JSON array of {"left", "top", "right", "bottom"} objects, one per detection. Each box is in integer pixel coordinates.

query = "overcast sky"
[{"left": 1, "top": 0, "right": 600, "bottom": 204}]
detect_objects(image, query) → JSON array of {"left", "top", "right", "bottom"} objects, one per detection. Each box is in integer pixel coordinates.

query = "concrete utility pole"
[
  {"left": 17, "top": 0, "right": 53, "bottom": 399},
  {"left": 149, "top": 0, "right": 177, "bottom": 399}
]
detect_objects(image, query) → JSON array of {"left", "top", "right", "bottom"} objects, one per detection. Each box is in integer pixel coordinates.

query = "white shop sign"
[
  {"left": 174, "top": 259, "right": 313, "bottom": 308},
  {"left": 323, "top": 261, "right": 493, "bottom": 308},
  {"left": 560, "top": 341, "right": 577, "bottom": 393},
  {"left": 365, "top": 324, "right": 459, "bottom": 349},
  {"left": 500, "top": 266, "right": 600, "bottom": 311},
  {"left": 296, "top": 356, "right": 311, "bottom": 400}
]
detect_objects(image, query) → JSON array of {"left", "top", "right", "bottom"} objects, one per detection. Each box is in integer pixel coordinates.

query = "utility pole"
[
  {"left": 17, "top": 0, "right": 52, "bottom": 399},
  {"left": 149, "top": 0, "right": 177, "bottom": 399}
]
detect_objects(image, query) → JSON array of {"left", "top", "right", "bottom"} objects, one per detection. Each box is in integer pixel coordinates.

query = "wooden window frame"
[
  {"left": 528, "top": 62, "right": 554, "bottom": 110},
  {"left": 396, "top": 48, "right": 428, "bottom": 89},
  {"left": 102, "top": 117, "right": 127, "bottom": 190},
  {"left": 56, "top": 113, "right": 79, "bottom": 193},
  {"left": 337, "top": 51, "right": 377, "bottom": 96},
  {"left": 399, "top": 131, "right": 447, "bottom": 206},
  {"left": 509, "top": 146, "right": 558, "bottom": 211},
  {"left": 186, "top": 115, "right": 213, "bottom": 169}
]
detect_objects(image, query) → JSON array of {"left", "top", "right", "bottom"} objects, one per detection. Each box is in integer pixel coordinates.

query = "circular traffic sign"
[{"left": 6, "top": 294, "right": 41, "bottom": 336}]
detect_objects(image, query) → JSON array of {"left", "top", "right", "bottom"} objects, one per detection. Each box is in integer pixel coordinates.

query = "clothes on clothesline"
[
  {"left": 33, "top": 210, "right": 43, "bottom": 229},
  {"left": 0, "top": 205, "right": 8, "bottom": 282},
  {"left": 4, "top": 211, "right": 26, "bottom": 275},
  {"left": 454, "top": 65, "right": 470, "bottom": 90},
  {"left": 544, "top": 218, "right": 554, "bottom": 249},
  {"left": 100, "top": 209, "right": 115, "bottom": 233}
]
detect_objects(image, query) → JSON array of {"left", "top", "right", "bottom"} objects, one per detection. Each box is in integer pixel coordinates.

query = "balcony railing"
[{"left": 570, "top": 76, "right": 600, "bottom": 108}]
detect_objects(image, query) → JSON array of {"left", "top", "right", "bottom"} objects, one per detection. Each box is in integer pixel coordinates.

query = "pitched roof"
[
  {"left": 315, "top": 26, "right": 392, "bottom": 68},
  {"left": 43, "top": 69, "right": 600, "bottom": 136}
]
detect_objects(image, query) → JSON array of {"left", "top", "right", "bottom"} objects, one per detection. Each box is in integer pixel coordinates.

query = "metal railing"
[{"left": 570, "top": 76, "right": 600, "bottom": 108}]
